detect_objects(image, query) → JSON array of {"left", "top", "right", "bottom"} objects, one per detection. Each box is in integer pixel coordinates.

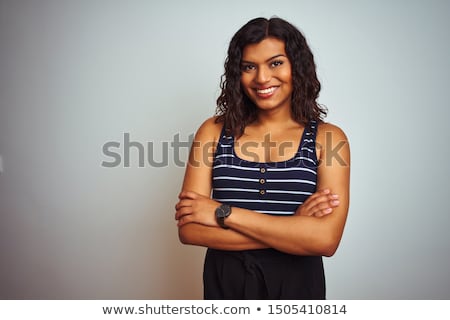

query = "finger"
[
  {"left": 316, "top": 199, "right": 339, "bottom": 211},
  {"left": 308, "top": 206, "right": 329, "bottom": 217},
  {"left": 305, "top": 189, "right": 330, "bottom": 203},
  {"left": 177, "top": 215, "right": 194, "bottom": 227},
  {"left": 308, "top": 198, "right": 338, "bottom": 216},
  {"left": 175, "top": 206, "right": 193, "bottom": 220},
  {"left": 306, "top": 193, "right": 340, "bottom": 210},
  {"left": 175, "top": 199, "right": 193, "bottom": 211},
  {"left": 314, "top": 207, "right": 333, "bottom": 217},
  {"left": 312, "top": 196, "right": 342, "bottom": 217},
  {"left": 329, "top": 198, "right": 340, "bottom": 207},
  {"left": 302, "top": 189, "right": 334, "bottom": 207},
  {"left": 302, "top": 194, "right": 331, "bottom": 213}
]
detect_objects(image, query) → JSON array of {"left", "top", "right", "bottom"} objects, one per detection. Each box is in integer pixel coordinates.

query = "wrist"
[{"left": 215, "top": 204, "right": 232, "bottom": 229}]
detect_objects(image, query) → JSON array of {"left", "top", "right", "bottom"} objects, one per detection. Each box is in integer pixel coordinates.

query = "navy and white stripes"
[{"left": 212, "top": 121, "right": 318, "bottom": 215}]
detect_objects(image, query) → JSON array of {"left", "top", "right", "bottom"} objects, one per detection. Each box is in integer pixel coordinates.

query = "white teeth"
[{"left": 256, "top": 87, "right": 276, "bottom": 94}]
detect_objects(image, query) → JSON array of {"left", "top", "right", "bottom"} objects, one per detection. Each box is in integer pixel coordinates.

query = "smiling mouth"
[{"left": 256, "top": 86, "right": 277, "bottom": 97}]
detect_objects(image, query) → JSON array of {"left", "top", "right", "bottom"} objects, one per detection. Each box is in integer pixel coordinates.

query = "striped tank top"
[{"left": 212, "top": 121, "right": 318, "bottom": 214}]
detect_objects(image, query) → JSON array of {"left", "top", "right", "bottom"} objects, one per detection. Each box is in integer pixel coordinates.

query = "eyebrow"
[{"left": 241, "top": 54, "right": 287, "bottom": 64}]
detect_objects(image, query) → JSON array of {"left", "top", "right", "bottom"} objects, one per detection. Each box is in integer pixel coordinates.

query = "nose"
[{"left": 255, "top": 66, "right": 271, "bottom": 84}]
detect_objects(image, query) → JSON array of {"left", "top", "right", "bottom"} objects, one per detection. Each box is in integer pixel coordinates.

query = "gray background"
[{"left": 1, "top": 0, "right": 449, "bottom": 299}]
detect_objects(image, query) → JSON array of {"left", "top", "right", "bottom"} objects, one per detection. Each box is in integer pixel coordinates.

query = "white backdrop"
[{"left": 1, "top": 0, "right": 449, "bottom": 299}]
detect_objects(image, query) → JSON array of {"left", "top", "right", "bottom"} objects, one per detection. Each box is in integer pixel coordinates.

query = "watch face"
[{"left": 216, "top": 204, "right": 231, "bottom": 218}]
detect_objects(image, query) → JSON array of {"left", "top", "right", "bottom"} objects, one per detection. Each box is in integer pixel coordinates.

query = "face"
[{"left": 240, "top": 37, "right": 293, "bottom": 113}]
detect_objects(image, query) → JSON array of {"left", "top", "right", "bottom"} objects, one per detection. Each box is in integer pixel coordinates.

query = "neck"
[{"left": 255, "top": 106, "right": 296, "bottom": 128}]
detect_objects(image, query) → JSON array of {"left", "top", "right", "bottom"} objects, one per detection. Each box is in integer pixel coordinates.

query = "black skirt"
[{"left": 203, "top": 248, "right": 326, "bottom": 300}]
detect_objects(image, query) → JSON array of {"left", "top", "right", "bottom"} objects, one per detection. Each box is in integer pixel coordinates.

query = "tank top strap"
[
  {"left": 298, "top": 120, "right": 317, "bottom": 149},
  {"left": 295, "top": 120, "right": 318, "bottom": 167},
  {"left": 214, "top": 124, "right": 234, "bottom": 160},
  {"left": 218, "top": 124, "right": 230, "bottom": 141}
]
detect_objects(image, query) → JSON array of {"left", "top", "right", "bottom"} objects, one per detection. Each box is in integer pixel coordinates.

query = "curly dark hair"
[{"left": 216, "top": 17, "right": 327, "bottom": 137}]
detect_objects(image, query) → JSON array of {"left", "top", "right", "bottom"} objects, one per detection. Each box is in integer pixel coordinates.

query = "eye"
[
  {"left": 270, "top": 60, "right": 284, "bottom": 68},
  {"left": 241, "top": 64, "right": 256, "bottom": 72}
]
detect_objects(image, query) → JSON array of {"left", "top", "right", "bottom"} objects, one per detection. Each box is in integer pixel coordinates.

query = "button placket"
[{"left": 259, "top": 166, "right": 266, "bottom": 196}]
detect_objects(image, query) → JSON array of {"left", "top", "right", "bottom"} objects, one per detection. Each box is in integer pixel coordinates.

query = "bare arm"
[
  {"left": 177, "top": 123, "right": 350, "bottom": 256},
  {"left": 177, "top": 117, "right": 268, "bottom": 250},
  {"left": 178, "top": 223, "right": 268, "bottom": 250}
]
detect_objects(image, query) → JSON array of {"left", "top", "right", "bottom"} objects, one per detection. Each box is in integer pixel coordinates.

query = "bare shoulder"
[
  {"left": 316, "top": 122, "right": 350, "bottom": 167},
  {"left": 182, "top": 116, "right": 223, "bottom": 195},
  {"left": 195, "top": 116, "right": 223, "bottom": 143},
  {"left": 316, "top": 121, "right": 349, "bottom": 144}
]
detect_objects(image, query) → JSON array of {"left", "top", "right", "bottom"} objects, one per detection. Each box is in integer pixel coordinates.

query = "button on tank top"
[{"left": 212, "top": 121, "right": 318, "bottom": 214}]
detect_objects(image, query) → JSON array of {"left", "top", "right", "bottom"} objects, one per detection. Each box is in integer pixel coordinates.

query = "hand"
[
  {"left": 175, "top": 191, "right": 221, "bottom": 227},
  {"left": 294, "top": 189, "right": 340, "bottom": 218}
]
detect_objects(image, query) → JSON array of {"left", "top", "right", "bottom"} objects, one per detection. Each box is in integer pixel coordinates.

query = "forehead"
[{"left": 241, "top": 37, "right": 287, "bottom": 62}]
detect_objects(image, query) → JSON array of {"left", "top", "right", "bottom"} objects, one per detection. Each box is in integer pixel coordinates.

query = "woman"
[{"left": 175, "top": 17, "right": 350, "bottom": 299}]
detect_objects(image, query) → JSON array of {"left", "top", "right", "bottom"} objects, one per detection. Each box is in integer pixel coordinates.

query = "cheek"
[
  {"left": 240, "top": 77, "right": 253, "bottom": 94},
  {"left": 240, "top": 74, "right": 250, "bottom": 86},
  {"left": 281, "top": 71, "right": 293, "bottom": 92},
  {"left": 279, "top": 68, "right": 292, "bottom": 82}
]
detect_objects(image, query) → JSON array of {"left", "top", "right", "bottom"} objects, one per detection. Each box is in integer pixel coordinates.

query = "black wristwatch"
[{"left": 215, "top": 204, "right": 232, "bottom": 229}]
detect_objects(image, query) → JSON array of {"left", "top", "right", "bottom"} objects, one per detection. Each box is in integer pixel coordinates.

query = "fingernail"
[
  {"left": 324, "top": 208, "right": 332, "bottom": 214},
  {"left": 331, "top": 200, "right": 340, "bottom": 206},
  {"left": 330, "top": 194, "right": 339, "bottom": 199}
]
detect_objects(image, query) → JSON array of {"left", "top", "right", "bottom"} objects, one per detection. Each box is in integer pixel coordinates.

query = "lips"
[{"left": 255, "top": 86, "right": 278, "bottom": 98}]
